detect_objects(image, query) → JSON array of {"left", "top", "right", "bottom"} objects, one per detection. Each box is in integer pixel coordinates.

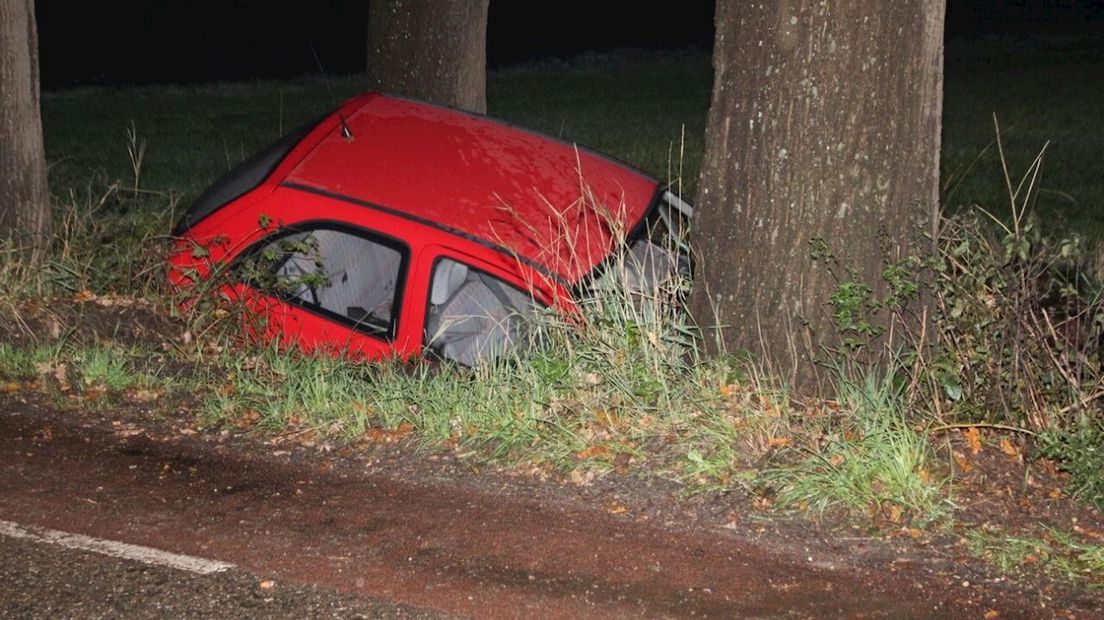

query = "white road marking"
[{"left": 0, "top": 520, "right": 234, "bottom": 575}]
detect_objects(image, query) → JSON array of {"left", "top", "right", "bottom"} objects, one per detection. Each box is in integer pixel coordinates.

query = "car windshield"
[{"left": 587, "top": 187, "right": 693, "bottom": 297}]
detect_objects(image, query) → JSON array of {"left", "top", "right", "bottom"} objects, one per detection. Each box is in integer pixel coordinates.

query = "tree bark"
[
  {"left": 367, "top": 0, "right": 489, "bottom": 114},
  {"left": 690, "top": 0, "right": 945, "bottom": 392},
  {"left": 0, "top": 0, "right": 50, "bottom": 256}
]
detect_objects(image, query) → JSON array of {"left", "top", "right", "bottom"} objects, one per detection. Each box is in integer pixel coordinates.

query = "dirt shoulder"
[
  {"left": 1, "top": 298, "right": 1102, "bottom": 618},
  {"left": 0, "top": 398, "right": 1051, "bottom": 619}
]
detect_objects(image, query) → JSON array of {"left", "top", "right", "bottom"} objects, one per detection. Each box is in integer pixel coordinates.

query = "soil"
[{"left": 1, "top": 296, "right": 1102, "bottom": 618}]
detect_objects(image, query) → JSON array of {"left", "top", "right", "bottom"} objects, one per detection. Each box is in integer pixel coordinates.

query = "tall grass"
[
  {"left": 761, "top": 365, "right": 947, "bottom": 523},
  {"left": 0, "top": 182, "right": 172, "bottom": 303}
]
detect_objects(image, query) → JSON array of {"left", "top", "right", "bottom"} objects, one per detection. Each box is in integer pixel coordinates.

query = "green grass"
[
  {"left": 760, "top": 367, "right": 948, "bottom": 524},
  {"left": 72, "top": 344, "right": 157, "bottom": 392},
  {"left": 9, "top": 35, "right": 1103, "bottom": 536},
  {"left": 967, "top": 526, "right": 1104, "bottom": 585},
  {"left": 0, "top": 343, "right": 61, "bottom": 379},
  {"left": 197, "top": 249, "right": 745, "bottom": 473},
  {"left": 201, "top": 346, "right": 376, "bottom": 435}
]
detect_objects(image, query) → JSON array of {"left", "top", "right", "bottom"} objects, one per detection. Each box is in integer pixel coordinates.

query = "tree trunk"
[
  {"left": 690, "top": 0, "right": 945, "bottom": 392},
  {"left": 0, "top": 0, "right": 50, "bottom": 256},
  {"left": 367, "top": 0, "right": 489, "bottom": 114}
]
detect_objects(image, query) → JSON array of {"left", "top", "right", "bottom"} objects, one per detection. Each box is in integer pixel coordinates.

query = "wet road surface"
[{"left": 0, "top": 407, "right": 1033, "bottom": 619}]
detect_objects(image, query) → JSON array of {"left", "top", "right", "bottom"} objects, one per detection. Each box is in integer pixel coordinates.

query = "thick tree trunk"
[
  {"left": 0, "top": 0, "right": 50, "bottom": 256},
  {"left": 367, "top": 0, "right": 489, "bottom": 114},
  {"left": 690, "top": 0, "right": 945, "bottom": 391}
]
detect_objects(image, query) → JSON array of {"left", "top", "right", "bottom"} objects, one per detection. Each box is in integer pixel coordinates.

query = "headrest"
[{"left": 430, "top": 260, "right": 470, "bottom": 305}]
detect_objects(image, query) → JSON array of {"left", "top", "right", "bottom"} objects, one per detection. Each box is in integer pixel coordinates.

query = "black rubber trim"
[
  {"left": 171, "top": 113, "right": 328, "bottom": 237},
  {"left": 281, "top": 181, "right": 573, "bottom": 289}
]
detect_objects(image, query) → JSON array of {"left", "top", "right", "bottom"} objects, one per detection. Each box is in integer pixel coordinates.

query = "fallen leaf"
[
  {"left": 128, "top": 388, "right": 162, "bottom": 403},
  {"left": 83, "top": 387, "right": 107, "bottom": 402},
  {"left": 36, "top": 362, "right": 71, "bottom": 391},
  {"left": 953, "top": 451, "right": 973, "bottom": 473},
  {"left": 963, "top": 427, "right": 983, "bottom": 454},
  {"left": 233, "top": 409, "right": 261, "bottom": 429},
  {"left": 719, "top": 383, "right": 741, "bottom": 397},
  {"left": 768, "top": 436, "right": 792, "bottom": 448},
  {"left": 569, "top": 468, "right": 596, "bottom": 486},
  {"left": 999, "top": 438, "right": 1019, "bottom": 458},
  {"left": 885, "top": 503, "right": 904, "bottom": 523},
  {"left": 606, "top": 501, "right": 630, "bottom": 515},
  {"left": 752, "top": 495, "right": 773, "bottom": 510},
  {"left": 361, "top": 424, "right": 414, "bottom": 443},
  {"left": 595, "top": 409, "right": 621, "bottom": 428},
  {"left": 918, "top": 468, "right": 932, "bottom": 484},
  {"left": 575, "top": 445, "right": 612, "bottom": 460}
]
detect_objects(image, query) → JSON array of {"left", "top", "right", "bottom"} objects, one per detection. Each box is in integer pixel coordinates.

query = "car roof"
[{"left": 281, "top": 94, "right": 661, "bottom": 284}]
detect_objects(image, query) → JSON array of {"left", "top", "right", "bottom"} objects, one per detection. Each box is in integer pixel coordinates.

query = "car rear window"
[
  {"left": 424, "top": 257, "right": 541, "bottom": 366},
  {"left": 173, "top": 118, "right": 320, "bottom": 235}
]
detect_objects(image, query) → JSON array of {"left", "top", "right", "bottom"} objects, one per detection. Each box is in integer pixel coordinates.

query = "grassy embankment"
[{"left": 1, "top": 35, "right": 1102, "bottom": 579}]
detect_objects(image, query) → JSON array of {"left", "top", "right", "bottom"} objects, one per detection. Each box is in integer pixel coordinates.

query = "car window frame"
[
  {"left": 421, "top": 252, "right": 548, "bottom": 364},
  {"left": 234, "top": 219, "right": 411, "bottom": 342}
]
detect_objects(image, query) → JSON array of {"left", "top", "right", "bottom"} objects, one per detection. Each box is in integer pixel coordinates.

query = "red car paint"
[{"left": 168, "top": 93, "right": 676, "bottom": 361}]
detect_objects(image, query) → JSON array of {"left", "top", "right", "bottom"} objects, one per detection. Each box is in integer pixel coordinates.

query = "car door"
[
  {"left": 233, "top": 220, "right": 414, "bottom": 360},
  {"left": 418, "top": 248, "right": 548, "bottom": 366}
]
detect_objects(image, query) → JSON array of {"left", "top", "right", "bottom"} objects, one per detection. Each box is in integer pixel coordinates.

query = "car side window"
[
  {"left": 249, "top": 225, "right": 405, "bottom": 338},
  {"left": 424, "top": 258, "right": 539, "bottom": 366}
]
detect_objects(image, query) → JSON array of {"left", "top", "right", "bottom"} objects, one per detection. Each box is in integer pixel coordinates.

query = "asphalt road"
[{"left": 0, "top": 528, "right": 442, "bottom": 619}]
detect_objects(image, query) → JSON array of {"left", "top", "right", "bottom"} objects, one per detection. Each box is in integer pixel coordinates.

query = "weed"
[
  {"left": 1040, "top": 424, "right": 1104, "bottom": 510},
  {"left": 761, "top": 366, "right": 947, "bottom": 524},
  {"left": 967, "top": 526, "right": 1104, "bottom": 585},
  {"left": 72, "top": 345, "right": 153, "bottom": 392},
  {"left": 0, "top": 181, "right": 171, "bottom": 302},
  {"left": 929, "top": 136, "right": 1104, "bottom": 433}
]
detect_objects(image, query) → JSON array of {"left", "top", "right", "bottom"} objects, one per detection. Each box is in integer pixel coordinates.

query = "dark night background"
[{"left": 35, "top": 0, "right": 1104, "bottom": 89}]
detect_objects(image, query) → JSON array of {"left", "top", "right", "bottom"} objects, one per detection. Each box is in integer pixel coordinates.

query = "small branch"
[
  {"left": 929, "top": 422, "right": 1037, "bottom": 437},
  {"left": 1053, "top": 387, "right": 1104, "bottom": 417}
]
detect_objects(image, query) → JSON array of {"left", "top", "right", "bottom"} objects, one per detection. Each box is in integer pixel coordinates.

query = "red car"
[{"left": 169, "top": 93, "right": 691, "bottom": 365}]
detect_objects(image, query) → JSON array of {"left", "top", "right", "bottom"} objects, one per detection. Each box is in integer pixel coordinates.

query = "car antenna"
[{"left": 311, "top": 44, "right": 353, "bottom": 141}]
